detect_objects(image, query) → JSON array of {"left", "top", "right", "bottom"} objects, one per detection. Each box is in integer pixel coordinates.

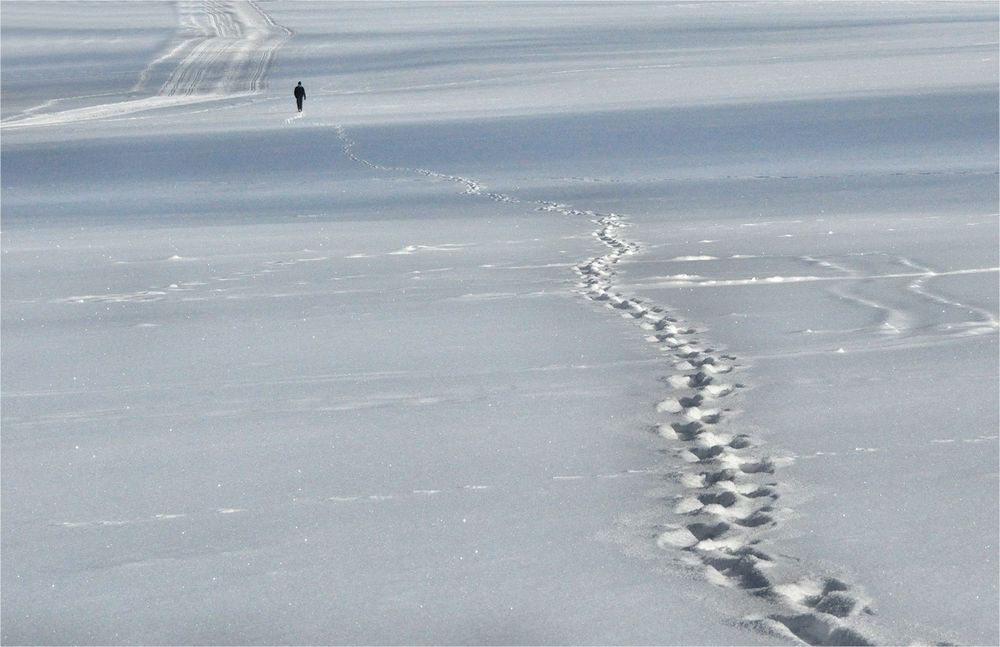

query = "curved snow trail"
[
  {"left": 333, "top": 125, "right": 895, "bottom": 646},
  {"left": 1, "top": 0, "right": 291, "bottom": 130},
  {"left": 895, "top": 255, "right": 1000, "bottom": 335},
  {"left": 793, "top": 255, "right": 1000, "bottom": 341}
]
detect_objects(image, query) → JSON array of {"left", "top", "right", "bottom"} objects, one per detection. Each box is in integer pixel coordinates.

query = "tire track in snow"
[
  {"left": 334, "top": 125, "right": 889, "bottom": 646},
  {"left": 152, "top": 0, "right": 291, "bottom": 97},
  {"left": 2, "top": 0, "right": 291, "bottom": 129}
]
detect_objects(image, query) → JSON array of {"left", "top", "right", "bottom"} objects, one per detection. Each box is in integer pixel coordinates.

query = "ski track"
[
  {"left": 331, "top": 125, "right": 893, "bottom": 646},
  {"left": 1, "top": 0, "right": 291, "bottom": 129},
  {"left": 796, "top": 255, "right": 1000, "bottom": 339},
  {"left": 895, "top": 255, "right": 1000, "bottom": 332}
]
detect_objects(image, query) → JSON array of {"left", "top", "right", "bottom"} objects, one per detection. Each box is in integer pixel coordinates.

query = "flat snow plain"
[{"left": 2, "top": 2, "right": 997, "bottom": 645}]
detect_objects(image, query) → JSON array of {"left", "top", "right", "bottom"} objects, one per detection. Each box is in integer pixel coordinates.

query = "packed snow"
[{"left": 2, "top": 2, "right": 997, "bottom": 645}]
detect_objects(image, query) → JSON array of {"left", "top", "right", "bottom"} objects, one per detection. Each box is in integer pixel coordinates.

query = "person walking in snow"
[{"left": 294, "top": 82, "right": 306, "bottom": 112}]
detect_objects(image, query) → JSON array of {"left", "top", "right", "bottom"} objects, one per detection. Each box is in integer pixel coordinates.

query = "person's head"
[{"left": 297, "top": 81, "right": 302, "bottom": 86}]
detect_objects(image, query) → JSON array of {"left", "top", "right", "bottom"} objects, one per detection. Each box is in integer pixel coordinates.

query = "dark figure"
[{"left": 294, "top": 82, "right": 306, "bottom": 112}]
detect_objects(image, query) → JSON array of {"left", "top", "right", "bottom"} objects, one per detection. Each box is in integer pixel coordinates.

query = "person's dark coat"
[{"left": 294, "top": 83, "right": 306, "bottom": 111}]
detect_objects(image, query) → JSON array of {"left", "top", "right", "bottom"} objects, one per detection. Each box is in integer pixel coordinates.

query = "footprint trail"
[
  {"left": 571, "top": 199, "right": 887, "bottom": 645},
  {"left": 333, "top": 125, "right": 885, "bottom": 646}
]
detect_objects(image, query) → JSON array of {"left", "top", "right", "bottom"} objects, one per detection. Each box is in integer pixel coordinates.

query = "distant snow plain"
[{"left": 2, "top": 2, "right": 997, "bottom": 645}]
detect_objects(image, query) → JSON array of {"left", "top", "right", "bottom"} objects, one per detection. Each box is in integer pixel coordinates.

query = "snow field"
[{"left": 3, "top": 1, "right": 998, "bottom": 645}]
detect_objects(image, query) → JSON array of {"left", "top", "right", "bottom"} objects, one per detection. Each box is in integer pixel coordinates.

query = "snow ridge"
[{"left": 334, "top": 125, "right": 884, "bottom": 646}]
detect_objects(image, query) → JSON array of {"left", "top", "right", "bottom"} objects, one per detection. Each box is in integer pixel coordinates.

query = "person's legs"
[{"left": 296, "top": 97, "right": 303, "bottom": 111}]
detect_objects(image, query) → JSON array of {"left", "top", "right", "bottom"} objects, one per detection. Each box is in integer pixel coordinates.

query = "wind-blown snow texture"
[{"left": 2, "top": 2, "right": 997, "bottom": 645}]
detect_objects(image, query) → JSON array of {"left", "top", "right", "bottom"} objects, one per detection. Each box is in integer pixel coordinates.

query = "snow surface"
[{"left": 2, "top": 1, "right": 997, "bottom": 645}]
